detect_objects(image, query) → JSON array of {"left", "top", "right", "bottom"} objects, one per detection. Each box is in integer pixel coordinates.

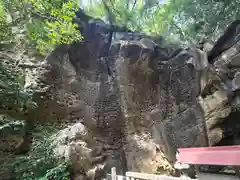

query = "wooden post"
[{"left": 111, "top": 167, "right": 116, "bottom": 180}]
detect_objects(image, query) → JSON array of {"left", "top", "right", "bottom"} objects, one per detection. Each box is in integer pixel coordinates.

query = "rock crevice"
[{"left": 2, "top": 19, "right": 240, "bottom": 179}]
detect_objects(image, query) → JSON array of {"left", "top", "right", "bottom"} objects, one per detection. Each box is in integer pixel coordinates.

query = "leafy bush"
[
  {"left": 0, "top": 118, "right": 24, "bottom": 137},
  {"left": 12, "top": 123, "right": 70, "bottom": 180},
  {"left": 27, "top": 0, "right": 83, "bottom": 54},
  {"left": 0, "top": 55, "right": 37, "bottom": 116},
  {"left": 1, "top": 0, "right": 83, "bottom": 54},
  {"left": 0, "top": 0, "right": 11, "bottom": 42},
  {"left": 85, "top": 0, "right": 240, "bottom": 44}
]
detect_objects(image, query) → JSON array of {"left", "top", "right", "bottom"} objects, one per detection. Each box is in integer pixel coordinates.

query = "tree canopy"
[
  {"left": 85, "top": 0, "right": 240, "bottom": 44},
  {"left": 0, "top": 0, "right": 83, "bottom": 53}
]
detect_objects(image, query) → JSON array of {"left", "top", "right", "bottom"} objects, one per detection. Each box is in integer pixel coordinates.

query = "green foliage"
[
  {"left": 0, "top": 1, "right": 11, "bottom": 42},
  {"left": 27, "top": 0, "right": 83, "bottom": 54},
  {"left": 0, "top": 1, "right": 83, "bottom": 178},
  {"left": 160, "top": 0, "right": 240, "bottom": 44},
  {"left": 85, "top": 0, "right": 159, "bottom": 32},
  {"left": 0, "top": 118, "right": 24, "bottom": 136},
  {"left": 85, "top": 0, "right": 240, "bottom": 44},
  {"left": 0, "top": 55, "right": 37, "bottom": 117},
  {"left": 0, "top": 0, "right": 84, "bottom": 117},
  {"left": 12, "top": 123, "right": 70, "bottom": 180},
  {"left": 1, "top": 0, "right": 83, "bottom": 54},
  {"left": 0, "top": 1, "right": 82, "bottom": 180}
]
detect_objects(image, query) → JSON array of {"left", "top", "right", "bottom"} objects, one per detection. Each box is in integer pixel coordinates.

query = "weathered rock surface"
[
  {"left": 26, "top": 20, "right": 240, "bottom": 177},
  {"left": 2, "top": 16, "right": 240, "bottom": 179},
  {"left": 52, "top": 122, "right": 106, "bottom": 180}
]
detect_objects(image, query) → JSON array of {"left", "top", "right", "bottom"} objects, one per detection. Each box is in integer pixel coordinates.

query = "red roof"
[{"left": 177, "top": 146, "right": 240, "bottom": 166}]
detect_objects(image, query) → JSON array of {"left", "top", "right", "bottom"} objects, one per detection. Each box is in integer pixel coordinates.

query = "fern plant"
[{"left": 12, "top": 123, "right": 70, "bottom": 180}]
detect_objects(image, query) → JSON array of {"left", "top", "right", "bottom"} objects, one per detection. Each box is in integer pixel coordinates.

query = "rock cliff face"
[{"left": 2, "top": 18, "right": 240, "bottom": 179}]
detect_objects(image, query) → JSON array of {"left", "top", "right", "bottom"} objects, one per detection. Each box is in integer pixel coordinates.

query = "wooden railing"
[{"left": 105, "top": 167, "right": 192, "bottom": 180}]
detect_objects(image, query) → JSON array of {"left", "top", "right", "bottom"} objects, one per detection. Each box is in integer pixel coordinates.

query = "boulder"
[{"left": 52, "top": 123, "right": 105, "bottom": 180}]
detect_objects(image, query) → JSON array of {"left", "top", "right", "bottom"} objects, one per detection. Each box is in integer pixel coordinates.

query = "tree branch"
[
  {"left": 131, "top": 0, "right": 137, "bottom": 11},
  {"left": 31, "top": 12, "right": 60, "bottom": 22}
]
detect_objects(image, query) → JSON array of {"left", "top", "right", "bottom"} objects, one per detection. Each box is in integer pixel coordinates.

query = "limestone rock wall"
[
  {"left": 8, "top": 20, "right": 240, "bottom": 179},
  {"left": 114, "top": 40, "right": 170, "bottom": 174},
  {"left": 113, "top": 41, "right": 209, "bottom": 175},
  {"left": 19, "top": 39, "right": 215, "bottom": 178},
  {"left": 23, "top": 39, "right": 127, "bottom": 179}
]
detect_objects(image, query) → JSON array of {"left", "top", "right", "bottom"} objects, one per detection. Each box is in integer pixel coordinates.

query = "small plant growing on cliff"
[
  {"left": 0, "top": 1, "right": 11, "bottom": 42},
  {"left": 0, "top": 55, "right": 37, "bottom": 115},
  {"left": 12, "top": 123, "right": 70, "bottom": 180}
]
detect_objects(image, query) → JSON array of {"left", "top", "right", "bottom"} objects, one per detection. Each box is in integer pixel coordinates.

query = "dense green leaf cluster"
[
  {"left": 85, "top": 0, "right": 240, "bottom": 44},
  {"left": 0, "top": 1, "right": 12, "bottom": 42},
  {"left": 11, "top": 123, "right": 70, "bottom": 180},
  {"left": 0, "top": 0, "right": 83, "bottom": 53},
  {"left": 0, "top": 55, "right": 36, "bottom": 117},
  {"left": 27, "top": 0, "right": 83, "bottom": 54},
  {"left": 164, "top": 0, "right": 240, "bottom": 43}
]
